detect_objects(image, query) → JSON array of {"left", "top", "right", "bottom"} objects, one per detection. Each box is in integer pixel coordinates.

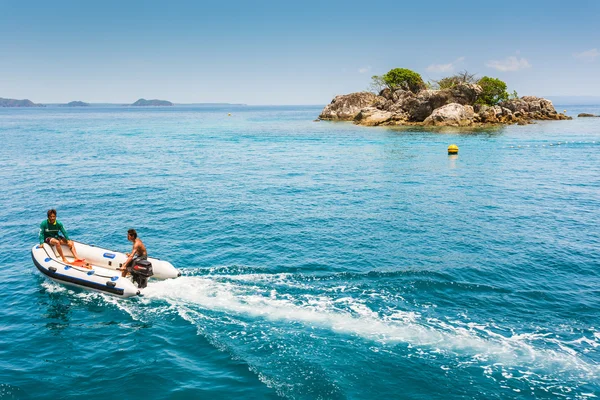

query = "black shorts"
[
  {"left": 126, "top": 255, "right": 148, "bottom": 271},
  {"left": 45, "top": 237, "right": 67, "bottom": 245},
  {"left": 132, "top": 255, "right": 148, "bottom": 264}
]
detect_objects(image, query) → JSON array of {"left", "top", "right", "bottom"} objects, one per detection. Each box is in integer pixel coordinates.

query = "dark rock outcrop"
[
  {"left": 131, "top": 99, "right": 173, "bottom": 106},
  {"left": 448, "top": 83, "right": 483, "bottom": 105},
  {"left": 408, "top": 90, "right": 452, "bottom": 121},
  {"left": 473, "top": 105, "right": 518, "bottom": 124},
  {"left": 0, "top": 97, "right": 43, "bottom": 107},
  {"left": 578, "top": 113, "right": 599, "bottom": 117}
]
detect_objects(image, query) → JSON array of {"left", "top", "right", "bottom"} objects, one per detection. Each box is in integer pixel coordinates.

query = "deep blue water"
[{"left": 0, "top": 104, "right": 599, "bottom": 399}]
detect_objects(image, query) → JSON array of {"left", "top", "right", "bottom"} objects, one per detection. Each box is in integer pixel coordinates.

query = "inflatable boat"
[{"left": 31, "top": 241, "right": 181, "bottom": 298}]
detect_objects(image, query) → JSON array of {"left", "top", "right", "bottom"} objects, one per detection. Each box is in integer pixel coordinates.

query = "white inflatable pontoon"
[{"left": 31, "top": 241, "right": 180, "bottom": 298}]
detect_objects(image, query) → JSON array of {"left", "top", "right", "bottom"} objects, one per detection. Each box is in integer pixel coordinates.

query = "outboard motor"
[{"left": 128, "top": 259, "right": 153, "bottom": 289}]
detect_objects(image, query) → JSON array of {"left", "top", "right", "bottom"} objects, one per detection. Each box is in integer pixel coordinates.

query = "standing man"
[
  {"left": 120, "top": 229, "right": 147, "bottom": 277},
  {"left": 39, "top": 209, "right": 83, "bottom": 264}
]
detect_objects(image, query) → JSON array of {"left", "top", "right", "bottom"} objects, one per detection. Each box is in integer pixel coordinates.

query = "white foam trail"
[
  {"left": 142, "top": 276, "right": 600, "bottom": 377},
  {"left": 41, "top": 280, "right": 68, "bottom": 293},
  {"left": 205, "top": 271, "right": 314, "bottom": 290}
]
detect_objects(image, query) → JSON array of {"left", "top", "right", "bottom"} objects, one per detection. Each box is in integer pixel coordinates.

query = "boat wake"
[
  {"left": 55, "top": 270, "right": 599, "bottom": 397},
  {"left": 136, "top": 274, "right": 598, "bottom": 376}
]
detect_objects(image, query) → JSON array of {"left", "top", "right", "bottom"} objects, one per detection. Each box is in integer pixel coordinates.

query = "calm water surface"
[{"left": 0, "top": 105, "right": 599, "bottom": 399}]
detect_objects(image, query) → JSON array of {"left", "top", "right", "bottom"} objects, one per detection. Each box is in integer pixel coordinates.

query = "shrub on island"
[
  {"left": 476, "top": 76, "right": 509, "bottom": 106},
  {"left": 371, "top": 68, "right": 425, "bottom": 94}
]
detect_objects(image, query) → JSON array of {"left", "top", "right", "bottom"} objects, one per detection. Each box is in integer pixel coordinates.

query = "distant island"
[
  {"left": 0, "top": 97, "right": 43, "bottom": 107},
  {"left": 1, "top": 97, "right": 247, "bottom": 107},
  {"left": 131, "top": 98, "right": 173, "bottom": 106},
  {"left": 64, "top": 101, "right": 89, "bottom": 107},
  {"left": 319, "top": 68, "right": 571, "bottom": 127}
]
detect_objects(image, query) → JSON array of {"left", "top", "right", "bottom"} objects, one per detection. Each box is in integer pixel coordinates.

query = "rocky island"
[
  {"left": 64, "top": 101, "right": 90, "bottom": 107},
  {"left": 0, "top": 97, "right": 43, "bottom": 107},
  {"left": 131, "top": 98, "right": 173, "bottom": 106},
  {"left": 319, "top": 68, "right": 570, "bottom": 127}
]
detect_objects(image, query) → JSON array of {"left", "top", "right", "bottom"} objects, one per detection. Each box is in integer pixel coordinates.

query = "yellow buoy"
[
  {"left": 448, "top": 144, "right": 459, "bottom": 154},
  {"left": 228, "top": 113, "right": 231, "bottom": 116}
]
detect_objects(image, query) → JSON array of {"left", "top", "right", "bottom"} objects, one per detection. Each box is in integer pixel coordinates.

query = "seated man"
[
  {"left": 120, "top": 229, "right": 147, "bottom": 277},
  {"left": 39, "top": 209, "right": 84, "bottom": 265}
]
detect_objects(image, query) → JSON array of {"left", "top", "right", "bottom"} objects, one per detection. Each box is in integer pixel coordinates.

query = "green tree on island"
[
  {"left": 476, "top": 76, "right": 509, "bottom": 105},
  {"left": 371, "top": 68, "right": 425, "bottom": 94}
]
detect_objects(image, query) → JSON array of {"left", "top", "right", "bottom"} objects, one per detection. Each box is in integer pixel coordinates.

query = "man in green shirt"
[{"left": 39, "top": 209, "right": 83, "bottom": 264}]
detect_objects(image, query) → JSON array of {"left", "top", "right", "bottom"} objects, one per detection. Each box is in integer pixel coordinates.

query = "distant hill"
[
  {"left": 0, "top": 97, "right": 43, "bottom": 107},
  {"left": 131, "top": 98, "right": 173, "bottom": 106},
  {"left": 64, "top": 101, "right": 90, "bottom": 107}
]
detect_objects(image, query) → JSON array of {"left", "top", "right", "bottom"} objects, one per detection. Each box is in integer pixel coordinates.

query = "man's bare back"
[{"left": 131, "top": 238, "right": 147, "bottom": 259}]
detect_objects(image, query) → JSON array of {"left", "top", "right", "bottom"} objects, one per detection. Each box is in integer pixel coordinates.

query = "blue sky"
[{"left": 1, "top": 0, "right": 598, "bottom": 104}]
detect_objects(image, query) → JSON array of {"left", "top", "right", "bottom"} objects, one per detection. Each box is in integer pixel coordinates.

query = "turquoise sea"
[{"left": 0, "top": 104, "right": 599, "bottom": 399}]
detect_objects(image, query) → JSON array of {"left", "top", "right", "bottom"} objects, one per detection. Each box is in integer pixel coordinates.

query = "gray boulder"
[
  {"left": 389, "top": 90, "right": 416, "bottom": 112},
  {"left": 475, "top": 104, "right": 523, "bottom": 124},
  {"left": 319, "top": 92, "right": 381, "bottom": 120},
  {"left": 476, "top": 105, "right": 502, "bottom": 123},
  {"left": 385, "top": 89, "right": 451, "bottom": 122},
  {"left": 448, "top": 83, "right": 483, "bottom": 105},
  {"left": 354, "top": 107, "right": 395, "bottom": 126},
  {"left": 578, "top": 113, "right": 599, "bottom": 117},
  {"left": 410, "top": 90, "right": 452, "bottom": 121},
  {"left": 498, "top": 98, "right": 530, "bottom": 114},
  {"left": 379, "top": 88, "right": 393, "bottom": 100},
  {"left": 374, "top": 97, "right": 394, "bottom": 110},
  {"left": 424, "top": 103, "right": 475, "bottom": 126}
]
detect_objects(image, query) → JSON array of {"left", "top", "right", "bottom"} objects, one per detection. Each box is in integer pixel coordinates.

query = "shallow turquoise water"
[{"left": 0, "top": 105, "right": 599, "bottom": 399}]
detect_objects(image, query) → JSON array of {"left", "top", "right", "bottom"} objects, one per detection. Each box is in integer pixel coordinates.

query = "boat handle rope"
[{"left": 39, "top": 244, "right": 121, "bottom": 279}]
